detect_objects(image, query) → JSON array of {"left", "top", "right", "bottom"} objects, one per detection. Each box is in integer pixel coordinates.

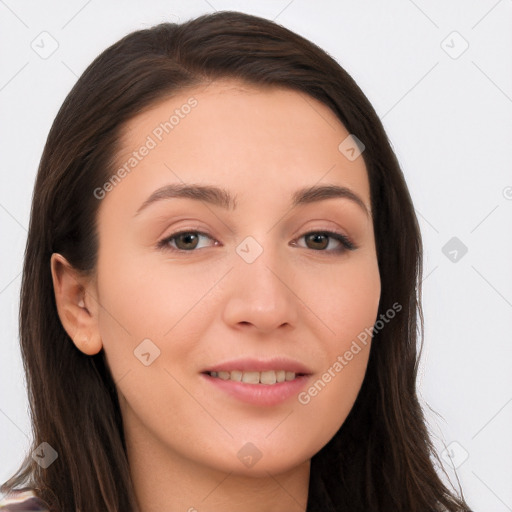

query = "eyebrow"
[{"left": 134, "top": 183, "right": 370, "bottom": 217}]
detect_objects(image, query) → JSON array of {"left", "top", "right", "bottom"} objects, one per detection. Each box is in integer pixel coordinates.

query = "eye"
[
  {"left": 157, "top": 229, "right": 356, "bottom": 254},
  {"left": 157, "top": 230, "right": 218, "bottom": 252},
  {"left": 292, "top": 231, "right": 356, "bottom": 253}
]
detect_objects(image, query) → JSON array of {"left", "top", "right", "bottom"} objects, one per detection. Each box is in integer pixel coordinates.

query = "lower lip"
[{"left": 201, "top": 373, "right": 311, "bottom": 406}]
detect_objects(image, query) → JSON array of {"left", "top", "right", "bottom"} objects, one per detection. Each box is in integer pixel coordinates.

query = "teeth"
[
  {"left": 208, "top": 370, "right": 298, "bottom": 384},
  {"left": 229, "top": 370, "right": 242, "bottom": 382},
  {"left": 242, "top": 371, "right": 260, "bottom": 384},
  {"left": 260, "top": 371, "right": 276, "bottom": 385}
]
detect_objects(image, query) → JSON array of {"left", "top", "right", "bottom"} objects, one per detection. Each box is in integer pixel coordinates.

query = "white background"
[{"left": 1, "top": 1, "right": 511, "bottom": 510}]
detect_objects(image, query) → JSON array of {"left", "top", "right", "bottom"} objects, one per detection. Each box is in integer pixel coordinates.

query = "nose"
[{"left": 222, "top": 245, "right": 300, "bottom": 335}]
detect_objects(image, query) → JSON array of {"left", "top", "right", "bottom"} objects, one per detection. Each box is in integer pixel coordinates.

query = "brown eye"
[
  {"left": 305, "top": 233, "right": 329, "bottom": 250},
  {"left": 158, "top": 231, "right": 216, "bottom": 252},
  {"left": 174, "top": 232, "right": 200, "bottom": 250},
  {"left": 294, "top": 231, "right": 356, "bottom": 253}
]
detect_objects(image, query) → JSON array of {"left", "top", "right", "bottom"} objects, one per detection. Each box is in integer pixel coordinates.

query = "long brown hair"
[{"left": 2, "top": 11, "right": 471, "bottom": 511}]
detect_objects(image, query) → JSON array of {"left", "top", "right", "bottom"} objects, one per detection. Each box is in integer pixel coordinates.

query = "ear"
[{"left": 50, "top": 253, "right": 102, "bottom": 355}]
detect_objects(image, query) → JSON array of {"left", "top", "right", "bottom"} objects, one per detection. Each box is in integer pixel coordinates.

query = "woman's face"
[{"left": 88, "top": 79, "right": 380, "bottom": 476}]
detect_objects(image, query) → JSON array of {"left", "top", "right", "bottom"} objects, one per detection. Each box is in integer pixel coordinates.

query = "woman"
[{"left": 0, "top": 10, "right": 472, "bottom": 512}]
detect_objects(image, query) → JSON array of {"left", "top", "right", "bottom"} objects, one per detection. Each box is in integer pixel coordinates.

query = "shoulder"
[{"left": 0, "top": 490, "right": 50, "bottom": 511}]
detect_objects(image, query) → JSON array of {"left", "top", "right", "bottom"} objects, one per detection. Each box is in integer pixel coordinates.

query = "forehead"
[{"left": 100, "top": 79, "right": 370, "bottom": 219}]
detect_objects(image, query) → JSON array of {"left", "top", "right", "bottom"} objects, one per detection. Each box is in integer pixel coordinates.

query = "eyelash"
[{"left": 156, "top": 229, "right": 357, "bottom": 254}]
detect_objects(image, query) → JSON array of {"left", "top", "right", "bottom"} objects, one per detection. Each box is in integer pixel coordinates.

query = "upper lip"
[{"left": 202, "top": 357, "right": 313, "bottom": 375}]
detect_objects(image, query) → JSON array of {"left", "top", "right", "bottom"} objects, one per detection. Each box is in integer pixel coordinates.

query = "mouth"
[
  {"left": 202, "top": 370, "right": 308, "bottom": 385},
  {"left": 200, "top": 357, "right": 313, "bottom": 405}
]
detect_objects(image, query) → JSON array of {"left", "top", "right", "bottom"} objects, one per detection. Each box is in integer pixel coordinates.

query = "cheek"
[
  {"left": 296, "top": 255, "right": 380, "bottom": 429},
  {"left": 93, "top": 248, "right": 225, "bottom": 378},
  {"left": 312, "top": 252, "right": 381, "bottom": 345}
]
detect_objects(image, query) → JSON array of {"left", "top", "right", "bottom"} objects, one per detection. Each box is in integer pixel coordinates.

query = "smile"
[
  {"left": 205, "top": 370, "right": 304, "bottom": 385},
  {"left": 201, "top": 371, "right": 311, "bottom": 406}
]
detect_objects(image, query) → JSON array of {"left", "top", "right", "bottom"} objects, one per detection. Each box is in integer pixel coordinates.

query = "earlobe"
[{"left": 50, "top": 253, "right": 103, "bottom": 356}]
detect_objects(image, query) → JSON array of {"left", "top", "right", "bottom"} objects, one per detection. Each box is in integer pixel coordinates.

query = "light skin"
[{"left": 51, "top": 79, "right": 381, "bottom": 512}]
